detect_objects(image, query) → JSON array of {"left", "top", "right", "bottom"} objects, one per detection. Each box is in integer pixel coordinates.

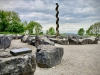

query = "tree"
[
  {"left": 46, "top": 27, "right": 55, "bottom": 35},
  {"left": 86, "top": 22, "right": 100, "bottom": 36},
  {"left": 26, "top": 21, "right": 43, "bottom": 35},
  {"left": 78, "top": 28, "right": 85, "bottom": 36},
  {"left": 34, "top": 23, "right": 43, "bottom": 35},
  {"left": 26, "top": 21, "right": 35, "bottom": 34},
  {"left": 93, "top": 22, "right": 100, "bottom": 36},
  {"left": 0, "top": 10, "right": 22, "bottom": 33},
  {"left": 6, "top": 21, "right": 24, "bottom": 33},
  {"left": 0, "top": 10, "right": 8, "bottom": 31},
  {"left": 86, "top": 25, "right": 93, "bottom": 35},
  {"left": 46, "top": 30, "right": 49, "bottom": 35}
]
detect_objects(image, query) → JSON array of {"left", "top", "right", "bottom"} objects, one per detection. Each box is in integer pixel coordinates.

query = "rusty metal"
[{"left": 55, "top": 3, "right": 59, "bottom": 39}]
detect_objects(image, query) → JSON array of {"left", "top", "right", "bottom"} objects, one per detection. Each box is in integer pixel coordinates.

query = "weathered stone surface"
[
  {"left": 0, "top": 52, "right": 12, "bottom": 58},
  {"left": 0, "top": 36, "right": 11, "bottom": 49},
  {"left": 14, "top": 34, "right": 25, "bottom": 39},
  {"left": 68, "top": 37, "right": 79, "bottom": 45},
  {"left": 49, "top": 38, "right": 69, "bottom": 45},
  {"left": 0, "top": 54, "right": 36, "bottom": 75},
  {"left": 27, "top": 36, "right": 35, "bottom": 45},
  {"left": 59, "top": 36, "right": 68, "bottom": 39},
  {"left": 36, "top": 45, "right": 64, "bottom": 68},
  {"left": 46, "top": 35, "right": 56, "bottom": 38},
  {"left": 98, "top": 37, "right": 100, "bottom": 41},
  {"left": 49, "top": 38, "right": 58, "bottom": 43},
  {"left": 35, "top": 36, "right": 54, "bottom": 48},
  {"left": 19, "top": 34, "right": 25, "bottom": 39},
  {"left": 38, "top": 36, "right": 54, "bottom": 45},
  {"left": 16, "top": 34, "right": 22, "bottom": 39},
  {"left": 0, "top": 34, "right": 4, "bottom": 37},
  {"left": 80, "top": 37, "right": 99, "bottom": 44},
  {"left": 7, "top": 34, "right": 14, "bottom": 40},
  {"left": 10, "top": 48, "right": 32, "bottom": 56},
  {"left": 21, "top": 35, "right": 29, "bottom": 43},
  {"left": 31, "top": 39, "right": 36, "bottom": 46},
  {"left": 58, "top": 39, "right": 68, "bottom": 45}
]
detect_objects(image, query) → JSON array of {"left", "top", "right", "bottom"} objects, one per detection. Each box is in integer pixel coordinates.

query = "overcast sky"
[{"left": 0, "top": 0, "right": 100, "bottom": 33}]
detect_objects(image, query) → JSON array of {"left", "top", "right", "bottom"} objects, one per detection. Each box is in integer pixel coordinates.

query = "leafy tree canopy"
[
  {"left": 78, "top": 28, "right": 85, "bottom": 36},
  {"left": 86, "top": 22, "right": 100, "bottom": 36},
  {"left": 0, "top": 10, "right": 24, "bottom": 34},
  {"left": 26, "top": 21, "right": 43, "bottom": 35},
  {"left": 46, "top": 27, "right": 55, "bottom": 35}
]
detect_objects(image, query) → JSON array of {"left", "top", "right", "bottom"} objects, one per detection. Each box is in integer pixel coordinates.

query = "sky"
[{"left": 0, "top": 0, "right": 100, "bottom": 33}]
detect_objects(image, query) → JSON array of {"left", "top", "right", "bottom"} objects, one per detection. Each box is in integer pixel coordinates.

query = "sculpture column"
[{"left": 55, "top": 3, "right": 59, "bottom": 39}]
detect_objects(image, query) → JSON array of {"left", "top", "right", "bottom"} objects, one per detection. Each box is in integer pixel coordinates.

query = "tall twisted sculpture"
[{"left": 55, "top": 3, "right": 59, "bottom": 39}]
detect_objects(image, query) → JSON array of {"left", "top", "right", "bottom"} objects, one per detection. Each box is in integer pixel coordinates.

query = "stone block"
[
  {"left": 0, "top": 54, "right": 36, "bottom": 75},
  {"left": 10, "top": 48, "right": 32, "bottom": 56},
  {"left": 36, "top": 45, "right": 64, "bottom": 68}
]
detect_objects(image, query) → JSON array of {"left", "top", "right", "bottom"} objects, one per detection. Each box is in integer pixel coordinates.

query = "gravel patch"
[{"left": 5, "top": 40, "right": 100, "bottom": 75}]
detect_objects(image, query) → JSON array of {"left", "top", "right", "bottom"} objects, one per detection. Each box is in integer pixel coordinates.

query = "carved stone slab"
[{"left": 10, "top": 48, "right": 32, "bottom": 56}]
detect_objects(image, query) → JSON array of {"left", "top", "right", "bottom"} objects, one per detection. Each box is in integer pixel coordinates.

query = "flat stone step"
[{"left": 10, "top": 48, "right": 32, "bottom": 56}]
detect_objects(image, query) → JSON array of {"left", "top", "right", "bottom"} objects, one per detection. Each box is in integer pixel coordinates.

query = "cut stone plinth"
[
  {"left": 10, "top": 48, "right": 32, "bottom": 56},
  {"left": 36, "top": 45, "right": 64, "bottom": 68}
]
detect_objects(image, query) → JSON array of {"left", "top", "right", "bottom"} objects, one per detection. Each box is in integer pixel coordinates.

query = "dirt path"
[{"left": 10, "top": 40, "right": 100, "bottom": 75}]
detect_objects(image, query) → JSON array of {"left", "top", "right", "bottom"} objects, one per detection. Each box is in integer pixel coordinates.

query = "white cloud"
[
  {"left": 74, "top": 7, "right": 95, "bottom": 13},
  {"left": 0, "top": 0, "right": 100, "bottom": 33}
]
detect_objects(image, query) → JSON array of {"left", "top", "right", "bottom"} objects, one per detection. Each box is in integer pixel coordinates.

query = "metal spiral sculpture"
[{"left": 55, "top": 3, "right": 59, "bottom": 39}]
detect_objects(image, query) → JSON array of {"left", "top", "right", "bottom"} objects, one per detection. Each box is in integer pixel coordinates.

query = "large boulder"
[
  {"left": 98, "top": 37, "right": 100, "bottom": 41},
  {"left": 6, "top": 34, "right": 14, "bottom": 40},
  {"left": 27, "top": 36, "right": 35, "bottom": 45},
  {"left": 59, "top": 36, "right": 68, "bottom": 39},
  {"left": 46, "top": 35, "right": 56, "bottom": 38},
  {"left": 68, "top": 37, "right": 79, "bottom": 45},
  {"left": 0, "top": 52, "right": 12, "bottom": 58},
  {"left": 49, "top": 38, "right": 69, "bottom": 45},
  {"left": 21, "top": 35, "right": 29, "bottom": 43},
  {"left": 38, "top": 36, "right": 54, "bottom": 45},
  {"left": 35, "top": 36, "right": 54, "bottom": 48},
  {"left": 0, "top": 54, "right": 36, "bottom": 75},
  {"left": 49, "top": 38, "right": 58, "bottom": 43},
  {"left": 78, "top": 36, "right": 99, "bottom": 44},
  {"left": 58, "top": 39, "right": 69, "bottom": 45},
  {"left": 36, "top": 45, "right": 64, "bottom": 68},
  {"left": 0, "top": 36, "right": 11, "bottom": 49}
]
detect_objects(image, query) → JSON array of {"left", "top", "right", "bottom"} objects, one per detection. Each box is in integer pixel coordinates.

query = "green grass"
[{"left": 0, "top": 32, "right": 24, "bottom": 35}]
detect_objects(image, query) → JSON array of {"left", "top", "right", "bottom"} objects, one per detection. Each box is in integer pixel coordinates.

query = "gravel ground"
[{"left": 9, "top": 40, "right": 100, "bottom": 75}]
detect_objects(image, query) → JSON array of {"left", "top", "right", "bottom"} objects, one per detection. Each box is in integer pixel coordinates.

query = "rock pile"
[
  {"left": 49, "top": 35, "right": 99, "bottom": 45},
  {"left": 21, "top": 35, "right": 55, "bottom": 47},
  {"left": 68, "top": 36, "right": 99, "bottom": 45},
  {"left": 49, "top": 36, "right": 69, "bottom": 45},
  {"left": 0, "top": 34, "right": 36, "bottom": 75}
]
